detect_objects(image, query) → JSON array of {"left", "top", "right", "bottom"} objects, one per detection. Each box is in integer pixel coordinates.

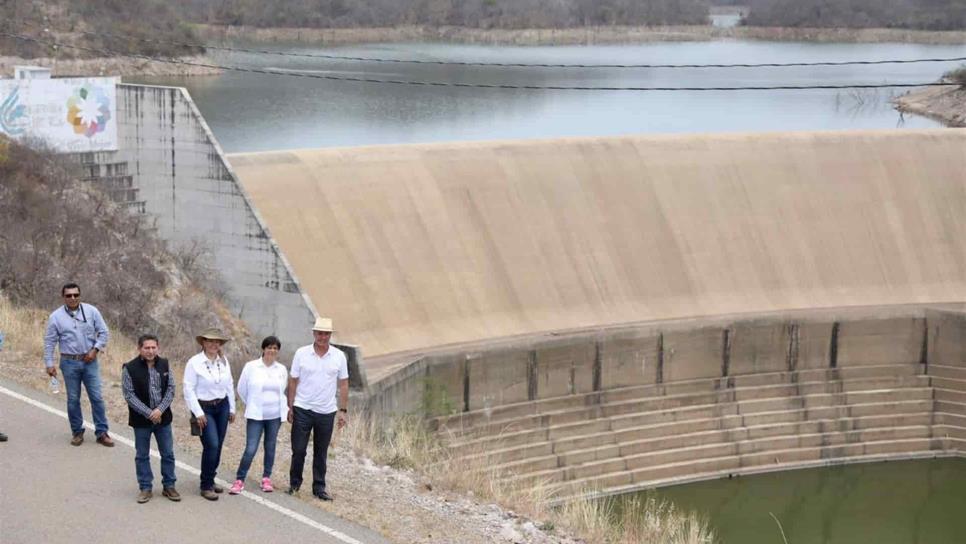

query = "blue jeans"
[
  {"left": 59, "top": 357, "right": 109, "bottom": 436},
  {"left": 133, "top": 424, "right": 176, "bottom": 491},
  {"left": 235, "top": 418, "right": 282, "bottom": 481},
  {"left": 198, "top": 398, "right": 230, "bottom": 490}
]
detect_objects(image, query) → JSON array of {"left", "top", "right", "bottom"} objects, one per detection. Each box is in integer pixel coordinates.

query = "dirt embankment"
[
  {"left": 196, "top": 23, "right": 966, "bottom": 46},
  {"left": 0, "top": 55, "right": 220, "bottom": 78},
  {"left": 895, "top": 85, "right": 966, "bottom": 127}
]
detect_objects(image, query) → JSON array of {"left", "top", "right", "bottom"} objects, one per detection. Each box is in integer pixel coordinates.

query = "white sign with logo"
[{"left": 0, "top": 77, "right": 118, "bottom": 152}]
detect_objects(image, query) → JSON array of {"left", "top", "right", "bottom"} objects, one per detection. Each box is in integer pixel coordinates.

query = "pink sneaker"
[
  {"left": 229, "top": 480, "right": 244, "bottom": 495},
  {"left": 260, "top": 477, "right": 274, "bottom": 492}
]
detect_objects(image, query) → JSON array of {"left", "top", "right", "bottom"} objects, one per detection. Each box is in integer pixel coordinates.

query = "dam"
[
  {"left": 13, "top": 72, "right": 962, "bottom": 497},
  {"left": 229, "top": 129, "right": 966, "bottom": 496}
]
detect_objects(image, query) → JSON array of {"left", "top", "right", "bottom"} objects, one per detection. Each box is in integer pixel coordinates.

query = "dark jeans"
[
  {"left": 198, "top": 398, "right": 230, "bottom": 490},
  {"left": 235, "top": 417, "right": 282, "bottom": 481},
  {"left": 59, "top": 357, "right": 109, "bottom": 436},
  {"left": 289, "top": 406, "right": 335, "bottom": 494},
  {"left": 133, "top": 423, "right": 176, "bottom": 491}
]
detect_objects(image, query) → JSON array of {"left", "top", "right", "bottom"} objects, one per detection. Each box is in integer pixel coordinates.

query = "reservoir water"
[
  {"left": 635, "top": 458, "right": 966, "bottom": 544},
  {"left": 133, "top": 40, "right": 966, "bottom": 152}
]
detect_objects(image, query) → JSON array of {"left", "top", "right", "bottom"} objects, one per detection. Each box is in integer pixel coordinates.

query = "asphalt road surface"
[{"left": 0, "top": 379, "right": 390, "bottom": 544}]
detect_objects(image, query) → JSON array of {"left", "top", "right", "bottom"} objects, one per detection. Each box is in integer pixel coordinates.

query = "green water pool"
[{"left": 626, "top": 458, "right": 966, "bottom": 544}]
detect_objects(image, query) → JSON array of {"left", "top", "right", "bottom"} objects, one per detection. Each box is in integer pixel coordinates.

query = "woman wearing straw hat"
[{"left": 183, "top": 327, "right": 236, "bottom": 501}]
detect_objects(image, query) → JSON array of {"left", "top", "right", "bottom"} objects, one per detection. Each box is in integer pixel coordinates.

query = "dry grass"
[
  {"left": 343, "top": 413, "right": 715, "bottom": 544},
  {"left": 945, "top": 65, "right": 966, "bottom": 86}
]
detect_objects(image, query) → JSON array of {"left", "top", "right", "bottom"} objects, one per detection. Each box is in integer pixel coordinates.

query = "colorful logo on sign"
[
  {"left": 66, "top": 85, "right": 112, "bottom": 138},
  {"left": 1, "top": 87, "right": 29, "bottom": 136}
]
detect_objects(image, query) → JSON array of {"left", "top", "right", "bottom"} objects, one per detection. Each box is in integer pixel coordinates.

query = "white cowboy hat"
[{"left": 312, "top": 317, "right": 334, "bottom": 332}]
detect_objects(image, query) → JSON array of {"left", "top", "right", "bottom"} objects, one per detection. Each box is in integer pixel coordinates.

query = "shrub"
[
  {"left": 945, "top": 65, "right": 966, "bottom": 87},
  {"left": 0, "top": 138, "right": 249, "bottom": 364}
]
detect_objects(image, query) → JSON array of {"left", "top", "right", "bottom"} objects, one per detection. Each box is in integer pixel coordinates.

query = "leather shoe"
[
  {"left": 137, "top": 490, "right": 152, "bottom": 504},
  {"left": 70, "top": 432, "right": 84, "bottom": 446},
  {"left": 200, "top": 489, "right": 219, "bottom": 501},
  {"left": 96, "top": 434, "right": 115, "bottom": 447},
  {"left": 0, "top": 431, "right": 8, "bottom": 442},
  {"left": 314, "top": 490, "right": 333, "bottom": 501},
  {"left": 212, "top": 484, "right": 225, "bottom": 494},
  {"left": 162, "top": 487, "right": 181, "bottom": 502},
  {"left": 286, "top": 486, "right": 300, "bottom": 496}
]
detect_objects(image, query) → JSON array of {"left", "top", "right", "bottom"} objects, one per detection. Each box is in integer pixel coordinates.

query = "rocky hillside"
[
  {"left": 0, "top": 137, "right": 249, "bottom": 362},
  {"left": 0, "top": 0, "right": 203, "bottom": 59}
]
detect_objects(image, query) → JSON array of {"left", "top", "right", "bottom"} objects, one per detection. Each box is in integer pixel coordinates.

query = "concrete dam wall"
[
  {"left": 231, "top": 129, "right": 966, "bottom": 495},
  {"left": 79, "top": 84, "right": 317, "bottom": 351},
  {"left": 229, "top": 129, "right": 966, "bottom": 361}
]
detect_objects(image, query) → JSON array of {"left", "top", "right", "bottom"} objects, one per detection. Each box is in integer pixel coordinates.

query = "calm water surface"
[
  {"left": 636, "top": 458, "right": 966, "bottom": 544},
  {"left": 133, "top": 41, "right": 966, "bottom": 152}
]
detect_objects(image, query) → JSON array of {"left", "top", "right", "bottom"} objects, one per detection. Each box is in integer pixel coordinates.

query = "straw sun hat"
[
  {"left": 312, "top": 317, "right": 334, "bottom": 333},
  {"left": 195, "top": 327, "right": 230, "bottom": 346}
]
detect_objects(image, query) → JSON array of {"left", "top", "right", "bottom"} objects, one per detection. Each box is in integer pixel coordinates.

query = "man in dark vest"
[{"left": 122, "top": 334, "right": 180, "bottom": 503}]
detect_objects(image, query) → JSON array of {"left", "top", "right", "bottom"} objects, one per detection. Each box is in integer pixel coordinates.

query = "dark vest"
[{"left": 124, "top": 356, "right": 173, "bottom": 428}]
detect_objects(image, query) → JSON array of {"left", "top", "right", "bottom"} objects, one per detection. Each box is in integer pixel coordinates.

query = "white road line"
[{"left": 0, "top": 384, "right": 364, "bottom": 544}]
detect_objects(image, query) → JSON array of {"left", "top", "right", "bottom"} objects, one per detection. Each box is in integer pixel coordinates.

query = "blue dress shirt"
[{"left": 43, "top": 303, "right": 110, "bottom": 368}]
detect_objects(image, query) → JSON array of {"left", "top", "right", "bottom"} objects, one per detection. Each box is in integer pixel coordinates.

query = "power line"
[
  {"left": 15, "top": 20, "right": 966, "bottom": 70},
  {"left": 1, "top": 31, "right": 961, "bottom": 92}
]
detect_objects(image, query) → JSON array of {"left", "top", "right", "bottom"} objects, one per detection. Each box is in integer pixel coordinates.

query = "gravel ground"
[{"left": 0, "top": 346, "right": 582, "bottom": 544}]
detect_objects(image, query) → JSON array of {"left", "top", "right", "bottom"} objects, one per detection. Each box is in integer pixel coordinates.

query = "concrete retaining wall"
[
  {"left": 928, "top": 309, "right": 966, "bottom": 367},
  {"left": 367, "top": 305, "right": 957, "bottom": 417},
  {"left": 79, "top": 84, "right": 317, "bottom": 356}
]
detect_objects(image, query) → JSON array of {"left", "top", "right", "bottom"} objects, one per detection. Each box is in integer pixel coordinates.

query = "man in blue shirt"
[{"left": 44, "top": 283, "right": 113, "bottom": 447}]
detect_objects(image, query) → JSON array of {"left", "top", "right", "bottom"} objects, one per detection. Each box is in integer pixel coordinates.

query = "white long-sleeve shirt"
[
  {"left": 183, "top": 351, "right": 236, "bottom": 417},
  {"left": 236, "top": 358, "right": 289, "bottom": 421}
]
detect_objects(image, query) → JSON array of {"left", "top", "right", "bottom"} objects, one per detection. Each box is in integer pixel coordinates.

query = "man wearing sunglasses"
[{"left": 43, "top": 283, "right": 113, "bottom": 447}]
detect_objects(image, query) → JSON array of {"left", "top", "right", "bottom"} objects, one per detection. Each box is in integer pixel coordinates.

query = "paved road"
[{"left": 0, "top": 379, "right": 390, "bottom": 544}]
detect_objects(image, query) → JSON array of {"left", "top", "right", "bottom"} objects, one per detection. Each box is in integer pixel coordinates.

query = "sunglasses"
[{"left": 63, "top": 293, "right": 81, "bottom": 299}]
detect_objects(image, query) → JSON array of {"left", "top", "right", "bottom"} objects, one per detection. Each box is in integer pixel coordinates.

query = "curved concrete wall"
[
  {"left": 229, "top": 129, "right": 966, "bottom": 358},
  {"left": 423, "top": 307, "right": 966, "bottom": 498}
]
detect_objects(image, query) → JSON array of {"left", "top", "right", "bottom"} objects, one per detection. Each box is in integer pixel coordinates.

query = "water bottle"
[{"left": 49, "top": 376, "right": 60, "bottom": 394}]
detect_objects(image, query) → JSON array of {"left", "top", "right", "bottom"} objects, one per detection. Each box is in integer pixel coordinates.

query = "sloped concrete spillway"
[
  {"left": 230, "top": 129, "right": 966, "bottom": 495},
  {"left": 230, "top": 130, "right": 965, "bottom": 359}
]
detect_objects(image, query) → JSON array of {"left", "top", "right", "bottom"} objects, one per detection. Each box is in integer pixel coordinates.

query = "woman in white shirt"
[
  {"left": 183, "top": 328, "right": 236, "bottom": 501},
  {"left": 229, "top": 336, "right": 289, "bottom": 494}
]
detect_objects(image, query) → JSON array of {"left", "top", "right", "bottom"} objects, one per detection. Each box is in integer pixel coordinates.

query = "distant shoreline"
[
  {"left": 5, "top": 24, "right": 965, "bottom": 79},
  {"left": 0, "top": 55, "right": 220, "bottom": 78},
  {"left": 196, "top": 24, "right": 966, "bottom": 46},
  {"left": 895, "top": 85, "right": 966, "bottom": 127}
]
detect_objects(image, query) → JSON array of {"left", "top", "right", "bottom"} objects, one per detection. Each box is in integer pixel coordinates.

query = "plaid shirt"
[{"left": 121, "top": 362, "right": 174, "bottom": 419}]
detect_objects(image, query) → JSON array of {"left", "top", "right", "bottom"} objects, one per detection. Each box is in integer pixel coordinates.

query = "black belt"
[
  {"left": 198, "top": 397, "right": 227, "bottom": 407},
  {"left": 61, "top": 353, "right": 88, "bottom": 359}
]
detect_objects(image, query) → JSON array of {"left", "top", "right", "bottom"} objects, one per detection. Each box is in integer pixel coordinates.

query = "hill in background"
[
  {"left": 0, "top": 0, "right": 202, "bottom": 58},
  {"left": 742, "top": 0, "right": 966, "bottom": 31}
]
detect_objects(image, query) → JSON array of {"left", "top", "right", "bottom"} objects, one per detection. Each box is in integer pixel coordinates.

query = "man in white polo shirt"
[{"left": 286, "top": 317, "right": 349, "bottom": 501}]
